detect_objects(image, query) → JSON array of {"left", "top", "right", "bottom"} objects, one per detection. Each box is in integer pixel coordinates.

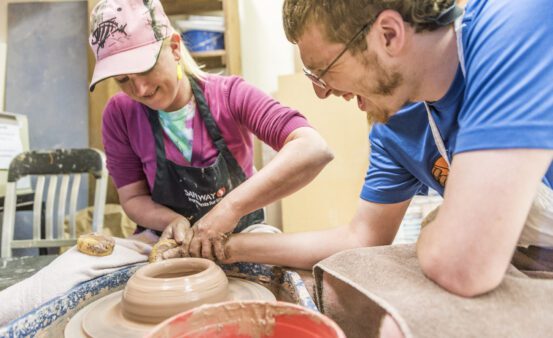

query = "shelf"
[
  {"left": 191, "top": 49, "right": 226, "bottom": 70},
  {"left": 162, "top": 0, "right": 222, "bottom": 15},
  {"left": 165, "top": 0, "right": 240, "bottom": 75},
  {"left": 190, "top": 49, "right": 226, "bottom": 58}
]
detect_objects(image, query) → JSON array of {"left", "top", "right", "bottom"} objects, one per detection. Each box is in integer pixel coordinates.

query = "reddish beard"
[{"left": 361, "top": 50, "right": 403, "bottom": 124}]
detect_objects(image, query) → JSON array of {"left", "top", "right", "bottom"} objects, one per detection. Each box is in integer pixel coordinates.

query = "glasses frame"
[{"left": 303, "top": 21, "right": 372, "bottom": 89}]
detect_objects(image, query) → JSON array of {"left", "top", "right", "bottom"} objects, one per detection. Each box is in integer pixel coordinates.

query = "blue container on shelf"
[{"left": 182, "top": 30, "right": 225, "bottom": 52}]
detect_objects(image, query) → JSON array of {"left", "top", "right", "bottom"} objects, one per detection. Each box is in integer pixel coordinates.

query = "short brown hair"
[{"left": 283, "top": 0, "right": 455, "bottom": 54}]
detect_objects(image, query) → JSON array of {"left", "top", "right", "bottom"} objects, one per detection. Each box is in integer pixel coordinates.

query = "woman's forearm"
[
  {"left": 216, "top": 127, "right": 333, "bottom": 220},
  {"left": 121, "top": 195, "right": 182, "bottom": 232}
]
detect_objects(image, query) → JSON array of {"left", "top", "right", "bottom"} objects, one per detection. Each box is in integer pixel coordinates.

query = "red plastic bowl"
[{"left": 146, "top": 301, "right": 345, "bottom": 338}]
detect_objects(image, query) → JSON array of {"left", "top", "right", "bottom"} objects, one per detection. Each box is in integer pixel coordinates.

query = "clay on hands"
[
  {"left": 150, "top": 227, "right": 195, "bottom": 263},
  {"left": 150, "top": 227, "right": 233, "bottom": 263},
  {"left": 188, "top": 225, "right": 233, "bottom": 261},
  {"left": 149, "top": 239, "right": 179, "bottom": 263}
]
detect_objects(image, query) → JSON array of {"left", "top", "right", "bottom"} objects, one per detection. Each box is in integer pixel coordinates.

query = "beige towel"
[{"left": 314, "top": 244, "right": 553, "bottom": 338}]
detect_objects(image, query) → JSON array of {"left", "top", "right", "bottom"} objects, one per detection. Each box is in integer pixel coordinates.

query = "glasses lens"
[{"left": 303, "top": 68, "right": 327, "bottom": 89}]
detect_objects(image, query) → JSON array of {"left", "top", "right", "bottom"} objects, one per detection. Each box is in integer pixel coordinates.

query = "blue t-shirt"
[{"left": 361, "top": 0, "right": 553, "bottom": 204}]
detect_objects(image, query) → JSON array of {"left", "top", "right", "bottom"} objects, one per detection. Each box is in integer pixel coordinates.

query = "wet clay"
[
  {"left": 64, "top": 258, "right": 276, "bottom": 338},
  {"left": 122, "top": 258, "right": 228, "bottom": 323},
  {"left": 82, "top": 291, "right": 152, "bottom": 337}
]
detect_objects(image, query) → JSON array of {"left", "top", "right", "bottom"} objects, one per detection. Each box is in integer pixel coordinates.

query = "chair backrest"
[{"left": 1, "top": 148, "right": 108, "bottom": 258}]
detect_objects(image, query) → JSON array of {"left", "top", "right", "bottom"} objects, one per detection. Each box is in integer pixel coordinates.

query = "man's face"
[{"left": 297, "top": 23, "right": 409, "bottom": 123}]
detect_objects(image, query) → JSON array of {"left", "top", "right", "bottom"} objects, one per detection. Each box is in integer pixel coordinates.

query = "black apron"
[{"left": 139, "top": 77, "right": 264, "bottom": 235}]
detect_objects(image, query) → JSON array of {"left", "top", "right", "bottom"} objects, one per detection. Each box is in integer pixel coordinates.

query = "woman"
[{"left": 88, "top": 0, "right": 333, "bottom": 260}]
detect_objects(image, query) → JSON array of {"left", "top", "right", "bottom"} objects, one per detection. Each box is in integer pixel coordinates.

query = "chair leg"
[
  {"left": 39, "top": 201, "right": 48, "bottom": 256},
  {"left": 1, "top": 183, "right": 17, "bottom": 258},
  {"left": 39, "top": 202, "right": 59, "bottom": 255}
]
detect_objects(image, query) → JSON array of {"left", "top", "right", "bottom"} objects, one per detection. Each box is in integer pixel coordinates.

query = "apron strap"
[
  {"left": 424, "top": 102, "right": 451, "bottom": 167},
  {"left": 189, "top": 77, "right": 247, "bottom": 182},
  {"left": 424, "top": 9, "right": 465, "bottom": 168},
  {"left": 146, "top": 106, "right": 169, "bottom": 165},
  {"left": 454, "top": 11, "right": 466, "bottom": 78}
]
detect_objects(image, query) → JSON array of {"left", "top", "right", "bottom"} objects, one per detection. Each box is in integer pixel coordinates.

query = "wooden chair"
[{"left": 1, "top": 149, "right": 107, "bottom": 258}]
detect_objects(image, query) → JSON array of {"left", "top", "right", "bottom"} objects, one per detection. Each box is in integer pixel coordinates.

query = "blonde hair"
[
  {"left": 283, "top": 0, "right": 456, "bottom": 54},
  {"left": 162, "top": 34, "right": 208, "bottom": 80},
  {"left": 178, "top": 40, "right": 208, "bottom": 80}
]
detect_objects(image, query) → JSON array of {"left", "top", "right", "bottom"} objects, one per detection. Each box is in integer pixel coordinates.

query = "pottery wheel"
[
  {"left": 64, "top": 278, "right": 276, "bottom": 338},
  {"left": 227, "top": 277, "right": 276, "bottom": 302}
]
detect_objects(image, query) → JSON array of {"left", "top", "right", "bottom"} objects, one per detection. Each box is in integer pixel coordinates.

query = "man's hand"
[{"left": 160, "top": 215, "right": 192, "bottom": 244}]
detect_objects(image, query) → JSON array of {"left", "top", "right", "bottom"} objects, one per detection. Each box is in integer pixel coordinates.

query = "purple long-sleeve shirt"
[{"left": 102, "top": 74, "right": 311, "bottom": 190}]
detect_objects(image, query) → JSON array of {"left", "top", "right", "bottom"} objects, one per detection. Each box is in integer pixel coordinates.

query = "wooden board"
[
  {"left": 162, "top": 0, "right": 223, "bottom": 15},
  {"left": 275, "top": 74, "right": 370, "bottom": 232}
]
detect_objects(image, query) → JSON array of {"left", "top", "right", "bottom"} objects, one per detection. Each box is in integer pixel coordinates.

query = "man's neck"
[{"left": 407, "top": 25, "right": 459, "bottom": 103}]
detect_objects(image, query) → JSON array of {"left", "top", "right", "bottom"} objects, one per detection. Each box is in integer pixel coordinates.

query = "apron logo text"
[{"left": 184, "top": 189, "right": 224, "bottom": 208}]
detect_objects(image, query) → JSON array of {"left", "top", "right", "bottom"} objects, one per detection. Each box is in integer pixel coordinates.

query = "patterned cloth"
[{"left": 0, "top": 238, "right": 150, "bottom": 325}]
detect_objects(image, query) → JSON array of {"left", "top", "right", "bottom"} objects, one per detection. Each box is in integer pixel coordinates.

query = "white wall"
[{"left": 238, "top": 0, "right": 296, "bottom": 94}]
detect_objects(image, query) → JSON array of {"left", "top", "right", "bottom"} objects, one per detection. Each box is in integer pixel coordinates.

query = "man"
[{"left": 164, "top": 0, "right": 553, "bottom": 336}]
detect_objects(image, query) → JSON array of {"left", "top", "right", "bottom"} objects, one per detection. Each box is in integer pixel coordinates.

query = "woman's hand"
[
  {"left": 151, "top": 228, "right": 195, "bottom": 262},
  {"left": 187, "top": 204, "right": 240, "bottom": 261},
  {"left": 160, "top": 215, "right": 192, "bottom": 243}
]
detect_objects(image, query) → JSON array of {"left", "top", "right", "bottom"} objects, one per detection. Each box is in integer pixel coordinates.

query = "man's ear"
[
  {"left": 169, "top": 33, "right": 182, "bottom": 59},
  {"left": 372, "top": 9, "right": 405, "bottom": 56}
]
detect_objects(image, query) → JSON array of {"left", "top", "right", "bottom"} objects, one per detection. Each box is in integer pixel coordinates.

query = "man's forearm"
[
  {"left": 416, "top": 149, "right": 553, "bottom": 297},
  {"left": 224, "top": 199, "right": 410, "bottom": 269},
  {"left": 226, "top": 225, "right": 365, "bottom": 269}
]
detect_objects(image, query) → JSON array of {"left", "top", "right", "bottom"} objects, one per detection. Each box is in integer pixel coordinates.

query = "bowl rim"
[{"left": 135, "top": 257, "right": 219, "bottom": 281}]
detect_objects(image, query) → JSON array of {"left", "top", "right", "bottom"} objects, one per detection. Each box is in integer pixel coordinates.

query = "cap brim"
[{"left": 89, "top": 40, "right": 164, "bottom": 92}]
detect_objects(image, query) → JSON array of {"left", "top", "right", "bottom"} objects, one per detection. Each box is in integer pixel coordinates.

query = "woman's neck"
[{"left": 165, "top": 76, "right": 193, "bottom": 112}]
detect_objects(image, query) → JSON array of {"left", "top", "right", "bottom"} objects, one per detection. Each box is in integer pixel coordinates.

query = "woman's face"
[{"left": 113, "top": 40, "right": 188, "bottom": 112}]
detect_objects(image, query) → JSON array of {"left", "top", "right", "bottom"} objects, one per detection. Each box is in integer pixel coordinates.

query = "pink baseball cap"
[{"left": 89, "top": 0, "right": 174, "bottom": 91}]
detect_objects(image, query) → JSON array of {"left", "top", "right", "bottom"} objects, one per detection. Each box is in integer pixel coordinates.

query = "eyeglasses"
[{"left": 303, "top": 21, "right": 372, "bottom": 89}]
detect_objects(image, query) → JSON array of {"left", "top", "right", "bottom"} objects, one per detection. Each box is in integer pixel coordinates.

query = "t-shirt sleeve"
[
  {"left": 361, "top": 131, "right": 422, "bottom": 204},
  {"left": 224, "top": 77, "right": 311, "bottom": 151},
  {"left": 455, "top": 0, "right": 553, "bottom": 153},
  {"left": 102, "top": 97, "right": 146, "bottom": 188}
]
